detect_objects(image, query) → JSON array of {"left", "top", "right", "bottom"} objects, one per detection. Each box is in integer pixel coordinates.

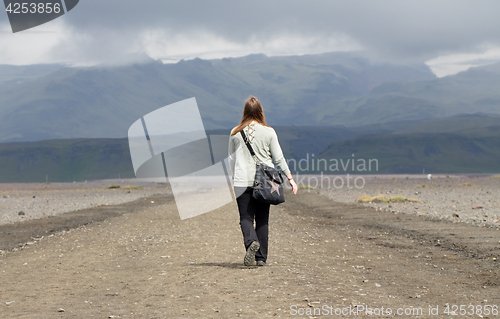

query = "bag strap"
[{"left": 240, "top": 130, "right": 260, "bottom": 163}]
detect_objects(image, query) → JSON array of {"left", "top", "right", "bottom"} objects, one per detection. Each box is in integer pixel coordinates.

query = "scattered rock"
[
  {"left": 452, "top": 214, "right": 459, "bottom": 218},
  {"left": 5, "top": 301, "right": 15, "bottom": 305},
  {"left": 473, "top": 205, "right": 483, "bottom": 209},
  {"left": 18, "top": 211, "right": 25, "bottom": 216},
  {"left": 57, "top": 308, "right": 65, "bottom": 312}
]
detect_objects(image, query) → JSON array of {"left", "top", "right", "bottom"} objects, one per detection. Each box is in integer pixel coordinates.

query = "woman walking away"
[{"left": 228, "top": 96, "right": 298, "bottom": 266}]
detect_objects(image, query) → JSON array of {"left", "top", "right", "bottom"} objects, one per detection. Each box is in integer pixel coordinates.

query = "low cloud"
[
  {"left": 1, "top": 0, "right": 500, "bottom": 71},
  {"left": 426, "top": 45, "right": 500, "bottom": 77},
  {"left": 142, "top": 30, "right": 363, "bottom": 63}
]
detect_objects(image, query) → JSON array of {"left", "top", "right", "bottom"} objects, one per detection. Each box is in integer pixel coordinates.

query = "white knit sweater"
[{"left": 228, "top": 122, "right": 291, "bottom": 187}]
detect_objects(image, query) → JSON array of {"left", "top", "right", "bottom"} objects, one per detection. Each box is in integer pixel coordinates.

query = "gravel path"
[
  {"left": 316, "top": 175, "right": 500, "bottom": 227},
  {"left": 0, "top": 180, "right": 169, "bottom": 225}
]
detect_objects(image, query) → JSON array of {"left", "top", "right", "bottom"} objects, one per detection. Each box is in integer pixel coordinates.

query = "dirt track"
[{"left": 0, "top": 190, "right": 499, "bottom": 318}]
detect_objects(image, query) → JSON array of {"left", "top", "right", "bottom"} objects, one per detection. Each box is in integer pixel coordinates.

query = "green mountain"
[
  {"left": 1, "top": 115, "right": 500, "bottom": 182},
  {"left": 0, "top": 126, "right": 363, "bottom": 182},
  {"left": 1, "top": 51, "right": 499, "bottom": 179},
  {"left": 0, "top": 52, "right": 436, "bottom": 143},
  {"left": 0, "top": 138, "right": 134, "bottom": 182},
  {"left": 393, "top": 113, "right": 500, "bottom": 135},
  {"left": 320, "top": 132, "right": 500, "bottom": 174},
  {"left": 351, "top": 62, "right": 500, "bottom": 124},
  {"left": 319, "top": 114, "right": 500, "bottom": 174},
  {"left": 5, "top": 53, "right": 500, "bottom": 144}
]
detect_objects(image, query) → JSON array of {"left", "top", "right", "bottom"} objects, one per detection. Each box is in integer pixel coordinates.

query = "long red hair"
[{"left": 231, "top": 96, "right": 269, "bottom": 136}]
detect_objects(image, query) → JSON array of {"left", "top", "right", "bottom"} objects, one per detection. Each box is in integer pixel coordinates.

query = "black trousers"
[{"left": 235, "top": 187, "right": 270, "bottom": 262}]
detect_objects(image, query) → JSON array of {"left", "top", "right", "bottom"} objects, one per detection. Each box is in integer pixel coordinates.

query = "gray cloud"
[{"left": 1, "top": 0, "right": 500, "bottom": 64}]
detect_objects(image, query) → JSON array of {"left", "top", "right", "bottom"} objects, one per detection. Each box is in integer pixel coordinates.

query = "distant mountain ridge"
[
  {"left": 1, "top": 52, "right": 500, "bottom": 144},
  {"left": 0, "top": 52, "right": 436, "bottom": 143}
]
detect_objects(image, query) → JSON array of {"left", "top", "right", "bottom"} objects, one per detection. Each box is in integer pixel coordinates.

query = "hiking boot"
[{"left": 244, "top": 241, "right": 260, "bottom": 266}]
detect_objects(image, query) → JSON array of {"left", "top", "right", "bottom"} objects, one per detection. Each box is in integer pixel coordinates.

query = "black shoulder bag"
[{"left": 240, "top": 130, "right": 285, "bottom": 205}]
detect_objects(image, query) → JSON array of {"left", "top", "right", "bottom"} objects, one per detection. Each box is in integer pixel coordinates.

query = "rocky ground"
[
  {"left": 0, "top": 179, "right": 499, "bottom": 318},
  {"left": 0, "top": 179, "right": 169, "bottom": 225},
  {"left": 315, "top": 175, "right": 500, "bottom": 228}
]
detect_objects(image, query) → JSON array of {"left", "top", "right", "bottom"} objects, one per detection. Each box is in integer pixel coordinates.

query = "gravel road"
[{"left": 0, "top": 186, "right": 498, "bottom": 318}]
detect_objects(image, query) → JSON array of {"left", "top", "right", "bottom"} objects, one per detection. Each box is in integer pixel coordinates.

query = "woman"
[{"left": 228, "top": 96, "right": 298, "bottom": 267}]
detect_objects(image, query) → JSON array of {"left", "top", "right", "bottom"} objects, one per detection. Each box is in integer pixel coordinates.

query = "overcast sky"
[{"left": 1, "top": 0, "right": 500, "bottom": 76}]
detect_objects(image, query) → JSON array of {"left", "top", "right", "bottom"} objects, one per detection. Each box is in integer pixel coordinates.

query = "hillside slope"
[
  {"left": 2, "top": 117, "right": 500, "bottom": 182},
  {"left": 320, "top": 127, "right": 500, "bottom": 174},
  {"left": 0, "top": 52, "right": 436, "bottom": 142}
]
